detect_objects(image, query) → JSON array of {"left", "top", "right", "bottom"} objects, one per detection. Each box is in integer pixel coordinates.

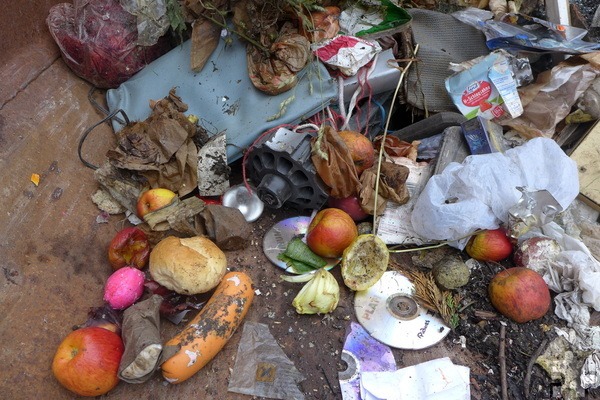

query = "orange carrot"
[{"left": 161, "top": 271, "right": 254, "bottom": 384}]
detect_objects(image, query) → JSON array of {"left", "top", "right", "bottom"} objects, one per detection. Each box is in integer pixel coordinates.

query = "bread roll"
[{"left": 149, "top": 236, "right": 227, "bottom": 295}]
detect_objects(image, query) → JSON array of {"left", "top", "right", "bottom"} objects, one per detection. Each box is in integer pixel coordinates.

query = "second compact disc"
[{"left": 354, "top": 271, "right": 450, "bottom": 350}]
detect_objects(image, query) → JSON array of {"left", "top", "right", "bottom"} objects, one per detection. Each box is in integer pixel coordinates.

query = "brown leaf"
[
  {"left": 247, "top": 25, "right": 310, "bottom": 95},
  {"left": 310, "top": 126, "right": 360, "bottom": 198},
  {"left": 106, "top": 89, "right": 199, "bottom": 197},
  {"left": 190, "top": 18, "right": 221, "bottom": 72}
]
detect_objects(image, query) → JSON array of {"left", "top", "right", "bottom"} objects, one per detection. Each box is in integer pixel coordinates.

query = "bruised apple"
[
  {"left": 136, "top": 188, "right": 177, "bottom": 218},
  {"left": 306, "top": 208, "right": 358, "bottom": 258},
  {"left": 488, "top": 267, "right": 551, "bottom": 323},
  {"left": 52, "top": 327, "right": 124, "bottom": 397},
  {"left": 465, "top": 228, "right": 513, "bottom": 262},
  {"left": 328, "top": 195, "right": 370, "bottom": 222},
  {"left": 338, "top": 130, "right": 375, "bottom": 176},
  {"left": 107, "top": 227, "right": 150, "bottom": 270}
]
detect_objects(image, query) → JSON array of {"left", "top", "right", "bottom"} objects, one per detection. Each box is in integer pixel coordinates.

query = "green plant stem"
[
  {"left": 387, "top": 229, "right": 486, "bottom": 254},
  {"left": 198, "top": 12, "right": 270, "bottom": 54}
]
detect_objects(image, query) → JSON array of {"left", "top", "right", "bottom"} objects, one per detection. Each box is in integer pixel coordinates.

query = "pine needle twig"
[{"left": 393, "top": 262, "right": 462, "bottom": 330}]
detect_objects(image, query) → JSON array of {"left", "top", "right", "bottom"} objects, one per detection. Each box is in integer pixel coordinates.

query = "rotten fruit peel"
[
  {"left": 161, "top": 271, "right": 254, "bottom": 384},
  {"left": 465, "top": 228, "right": 513, "bottom": 262},
  {"left": 107, "top": 227, "right": 150, "bottom": 270},
  {"left": 341, "top": 234, "right": 389, "bottom": 291},
  {"left": 488, "top": 267, "right": 551, "bottom": 323},
  {"left": 291, "top": 268, "right": 339, "bottom": 314},
  {"left": 52, "top": 327, "right": 124, "bottom": 397}
]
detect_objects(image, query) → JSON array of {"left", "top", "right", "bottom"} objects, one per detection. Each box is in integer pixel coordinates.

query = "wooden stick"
[
  {"left": 499, "top": 324, "right": 508, "bottom": 400},
  {"left": 524, "top": 339, "right": 548, "bottom": 399}
]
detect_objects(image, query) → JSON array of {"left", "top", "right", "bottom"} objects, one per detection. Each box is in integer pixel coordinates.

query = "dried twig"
[
  {"left": 499, "top": 324, "right": 508, "bottom": 400},
  {"left": 524, "top": 338, "right": 548, "bottom": 399},
  {"left": 373, "top": 44, "right": 419, "bottom": 232}
]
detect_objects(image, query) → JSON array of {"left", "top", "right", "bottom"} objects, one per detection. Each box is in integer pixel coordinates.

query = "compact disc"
[
  {"left": 262, "top": 216, "right": 338, "bottom": 274},
  {"left": 354, "top": 271, "right": 450, "bottom": 349}
]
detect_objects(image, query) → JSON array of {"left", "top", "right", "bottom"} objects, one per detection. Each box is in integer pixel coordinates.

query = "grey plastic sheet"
[{"left": 106, "top": 37, "right": 338, "bottom": 163}]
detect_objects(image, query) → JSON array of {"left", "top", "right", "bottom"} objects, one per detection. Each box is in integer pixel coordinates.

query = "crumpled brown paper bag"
[
  {"left": 311, "top": 125, "right": 361, "bottom": 198},
  {"left": 359, "top": 161, "right": 410, "bottom": 214},
  {"left": 143, "top": 198, "right": 251, "bottom": 250},
  {"left": 118, "top": 295, "right": 177, "bottom": 383},
  {"left": 197, "top": 204, "right": 251, "bottom": 251},
  {"left": 106, "top": 89, "right": 199, "bottom": 197}
]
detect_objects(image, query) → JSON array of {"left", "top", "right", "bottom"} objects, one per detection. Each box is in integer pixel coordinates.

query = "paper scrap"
[{"left": 360, "top": 357, "right": 470, "bottom": 400}]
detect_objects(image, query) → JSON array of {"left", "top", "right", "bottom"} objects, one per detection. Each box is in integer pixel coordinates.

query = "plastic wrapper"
[
  {"left": 47, "top": 0, "right": 170, "bottom": 88},
  {"left": 452, "top": 8, "right": 600, "bottom": 54},
  {"left": 410, "top": 137, "right": 579, "bottom": 248},
  {"left": 338, "top": 0, "right": 411, "bottom": 38},
  {"left": 313, "top": 35, "right": 382, "bottom": 77},
  {"left": 298, "top": 6, "right": 340, "bottom": 44},
  {"left": 577, "top": 76, "right": 600, "bottom": 119},
  {"left": 119, "top": 0, "right": 170, "bottom": 46},
  {"left": 359, "top": 161, "right": 410, "bottom": 215},
  {"left": 502, "top": 57, "right": 599, "bottom": 138},
  {"left": 228, "top": 322, "right": 305, "bottom": 399},
  {"left": 507, "top": 188, "right": 563, "bottom": 238},
  {"left": 445, "top": 51, "right": 523, "bottom": 121}
]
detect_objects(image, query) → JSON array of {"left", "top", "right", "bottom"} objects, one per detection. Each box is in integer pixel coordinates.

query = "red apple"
[
  {"left": 52, "top": 327, "right": 124, "bottom": 397},
  {"left": 107, "top": 226, "right": 150, "bottom": 270},
  {"left": 197, "top": 195, "right": 222, "bottom": 205},
  {"left": 306, "top": 208, "right": 358, "bottom": 258},
  {"left": 328, "top": 195, "right": 370, "bottom": 222},
  {"left": 488, "top": 267, "right": 551, "bottom": 323},
  {"left": 465, "top": 228, "right": 513, "bottom": 262},
  {"left": 136, "top": 188, "right": 177, "bottom": 218}
]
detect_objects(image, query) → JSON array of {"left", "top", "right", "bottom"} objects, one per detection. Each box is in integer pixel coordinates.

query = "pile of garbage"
[{"left": 45, "top": 0, "right": 600, "bottom": 399}]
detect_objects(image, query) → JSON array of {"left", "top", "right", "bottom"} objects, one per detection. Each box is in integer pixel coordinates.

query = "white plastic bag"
[{"left": 410, "top": 137, "right": 579, "bottom": 247}]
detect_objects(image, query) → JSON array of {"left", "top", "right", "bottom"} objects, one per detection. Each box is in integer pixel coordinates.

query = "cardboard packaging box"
[{"left": 570, "top": 121, "right": 600, "bottom": 211}]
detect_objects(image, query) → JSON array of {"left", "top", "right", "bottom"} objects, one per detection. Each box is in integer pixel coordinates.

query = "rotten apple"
[
  {"left": 513, "top": 236, "right": 561, "bottom": 274},
  {"left": 306, "top": 208, "right": 358, "bottom": 258},
  {"left": 52, "top": 327, "right": 124, "bottom": 397},
  {"left": 465, "top": 228, "right": 513, "bottom": 262},
  {"left": 108, "top": 226, "right": 150, "bottom": 270},
  {"left": 488, "top": 267, "right": 551, "bottom": 323},
  {"left": 136, "top": 188, "right": 177, "bottom": 218}
]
